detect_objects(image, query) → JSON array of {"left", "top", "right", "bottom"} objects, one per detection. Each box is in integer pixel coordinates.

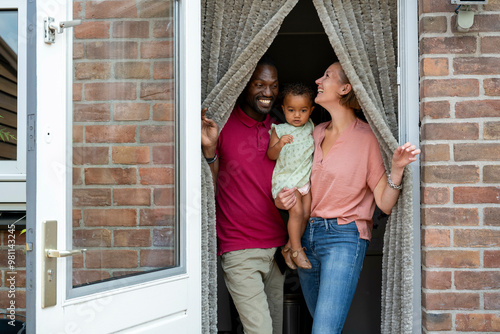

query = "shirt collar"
[{"left": 235, "top": 105, "right": 271, "bottom": 128}]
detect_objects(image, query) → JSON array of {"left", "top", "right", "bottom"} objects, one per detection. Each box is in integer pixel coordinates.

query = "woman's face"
[{"left": 314, "top": 63, "right": 346, "bottom": 106}]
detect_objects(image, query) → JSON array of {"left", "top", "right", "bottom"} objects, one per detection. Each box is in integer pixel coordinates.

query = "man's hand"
[
  {"left": 274, "top": 187, "right": 297, "bottom": 210},
  {"left": 202, "top": 108, "right": 219, "bottom": 157}
]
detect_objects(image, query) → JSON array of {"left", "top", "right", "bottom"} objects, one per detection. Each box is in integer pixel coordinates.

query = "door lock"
[{"left": 44, "top": 17, "right": 82, "bottom": 44}]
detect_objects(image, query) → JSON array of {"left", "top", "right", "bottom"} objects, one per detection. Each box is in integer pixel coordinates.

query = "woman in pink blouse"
[{"left": 276, "top": 62, "right": 420, "bottom": 333}]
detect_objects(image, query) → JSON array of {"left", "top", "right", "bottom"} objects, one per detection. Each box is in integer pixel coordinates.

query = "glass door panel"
[{"left": 71, "top": 0, "right": 178, "bottom": 288}]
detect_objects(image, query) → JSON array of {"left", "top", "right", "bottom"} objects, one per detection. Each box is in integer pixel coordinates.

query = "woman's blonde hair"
[{"left": 335, "top": 62, "right": 361, "bottom": 111}]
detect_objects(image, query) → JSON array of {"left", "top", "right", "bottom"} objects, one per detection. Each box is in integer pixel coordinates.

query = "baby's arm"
[{"left": 267, "top": 128, "right": 293, "bottom": 160}]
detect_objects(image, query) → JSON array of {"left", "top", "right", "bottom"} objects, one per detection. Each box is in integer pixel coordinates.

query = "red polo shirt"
[{"left": 216, "top": 106, "right": 287, "bottom": 255}]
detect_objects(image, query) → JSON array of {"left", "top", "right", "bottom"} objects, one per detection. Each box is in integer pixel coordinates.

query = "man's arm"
[{"left": 202, "top": 108, "right": 219, "bottom": 188}]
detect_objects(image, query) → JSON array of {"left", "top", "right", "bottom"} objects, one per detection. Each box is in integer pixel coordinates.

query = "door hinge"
[{"left": 28, "top": 114, "right": 35, "bottom": 151}]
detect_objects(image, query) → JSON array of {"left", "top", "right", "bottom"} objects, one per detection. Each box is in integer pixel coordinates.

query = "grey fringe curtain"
[
  {"left": 200, "top": 1, "right": 299, "bottom": 332},
  {"left": 201, "top": 0, "right": 414, "bottom": 333},
  {"left": 312, "top": 0, "right": 414, "bottom": 333}
]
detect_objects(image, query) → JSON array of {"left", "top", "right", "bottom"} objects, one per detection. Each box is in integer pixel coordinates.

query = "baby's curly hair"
[{"left": 281, "top": 82, "right": 315, "bottom": 103}]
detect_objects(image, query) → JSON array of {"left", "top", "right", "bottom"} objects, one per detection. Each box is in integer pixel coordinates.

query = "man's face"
[{"left": 243, "top": 64, "right": 279, "bottom": 116}]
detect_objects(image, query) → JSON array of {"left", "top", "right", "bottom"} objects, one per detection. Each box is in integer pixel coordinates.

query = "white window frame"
[{"left": 0, "top": 0, "right": 27, "bottom": 210}]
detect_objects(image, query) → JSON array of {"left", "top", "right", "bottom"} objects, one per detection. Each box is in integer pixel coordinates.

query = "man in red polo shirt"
[{"left": 202, "top": 55, "right": 289, "bottom": 334}]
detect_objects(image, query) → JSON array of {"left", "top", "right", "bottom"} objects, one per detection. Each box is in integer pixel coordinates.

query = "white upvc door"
[{"left": 30, "top": 0, "right": 201, "bottom": 332}]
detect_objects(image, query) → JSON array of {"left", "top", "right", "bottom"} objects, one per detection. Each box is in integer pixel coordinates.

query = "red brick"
[
  {"left": 73, "top": 229, "right": 111, "bottom": 247},
  {"left": 73, "top": 83, "right": 82, "bottom": 101},
  {"left": 114, "top": 62, "right": 150, "bottom": 79},
  {"left": 485, "top": 293, "right": 500, "bottom": 310},
  {"left": 140, "top": 250, "right": 175, "bottom": 267},
  {"left": 74, "top": 21, "right": 110, "bottom": 39},
  {"left": 73, "top": 125, "right": 83, "bottom": 143},
  {"left": 421, "top": 144, "right": 449, "bottom": 162},
  {"left": 74, "top": 63, "right": 111, "bottom": 80},
  {"left": 73, "top": 270, "right": 110, "bottom": 286},
  {"left": 421, "top": 187, "right": 450, "bottom": 205},
  {"left": 74, "top": 42, "right": 84, "bottom": 59},
  {"left": 421, "top": 57, "right": 448, "bottom": 76},
  {"left": 423, "top": 250, "right": 480, "bottom": 268},
  {"left": 484, "top": 166, "right": 500, "bottom": 182},
  {"left": 74, "top": 103, "right": 111, "bottom": 122},
  {"left": 83, "top": 209, "right": 136, "bottom": 226},
  {"left": 74, "top": 167, "right": 82, "bottom": 185},
  {"left": 153, "top": 20, "right": 174, "bottom": 38},
  {"left": 421, "top": 165, "right": 479, "bottom": 183},
  {"left": 485, "top": 208, "right": 500, "bottom": 226},
  {"left": 455, "top": 229, "right": 500, "bottom": 248},
  {"left": 421, "top": 2, "right": 457, "bottom": 13},
  {"left": 152, "top": 228, "right": 175, "bottom": 247},
  {"left": 85, "top": 125, "right": 136, "bottom": 143},
  {"left": 3, "top": 270, "right": 26, "bottom": 288},
  {"left": 141, "top": 41, "right": 174, "bottom": 59},
  {"left": 74, "top": 2, "right": 82, "bottom": 19},
  {"left": 114, "top": 229, "right": 151, "bottom": 247},
  {"left": 454, "top": 57, "right": 500, "bottom": 75},
  {"left": 451, "top": 14, "right": 500, "bottom": 33},
  {"left": 140, "top": 82, "right": 174, "bottom": 100},
  {"left": 138, "top": 0, "right": 173, "bottom": 18},
  {"left": 152, "top": 146, "right": 174, "bottom": 164},
  {"left": 0, "top": 249, "right": 25, "bottom": 267},
  {"left": 423, "top": 293, "right": 479, "bottom": 310},
  {"left": 154, "top": 187, "right": 174, "bottom": 206},
  {"left": 484, "top": 122, "right": 500, "bottom": 140},
  {"left": 112, "top": 270, "right": 141, "bottom": 278},
  {"left": 84, "top": 167, "right": 136, "bottom": 185},
  {"left": 484, "top": 78, "right": 500, "bottom": 96},
  {"left": 422, "top": 271, "right": 452, "bottom": 290},
  {"left": 86, "top": 41, "right": 138, "bottom": 59},
  {"left": 73, "top": 146, "right": 109, "bottom": 165},
  {"left": 420, "top": 101, "right": 450, "bottom": 120},
  {"left": 114, "top": 103, "right": 150, "bottom": 121},
  {"left": 455, "top": 271, "right": 500, "bottom": 290},
  {"left": 485, "top": 1, "right": 500, "bottom": 11},
  {"left": 456, "top": 100, "right": 500, "bottom": 118},
  {"left": 73, "top": 209, "right": 82, "bottom": 227},
  {"left": 482, "top": 36, "right": 500, "bottom": 54},
  {"left": 112, "top": 21, "right": 149, "bottom": 38},
  {"left": 420, "top": 16, "right": 447, "bottom": 34},
  {"left": 152, "top": 103, "right": 174, "bottom": 121},
  {"left": 422, "top": 207, "right": 479, "bottom": 226},
  {"left": 422, "top": 229, "right": 450, "bottom": 247},
  {"left": 113, "top": 188, "right": 151, "bottom": 206},
  {"left": 86, "top": 250, "right": 138, "bottom": 268},
  {"left": 454, "top": 144, "right": 500, "bottom": 161},
  {"left": 73, "top": 254, "right": 84, "bottom": 268},
  {"left": 455, "top": 314, "right": 500, "bottom": 331},
  {"left": 139, "top": 208, "right": 174, "bottom": 226},
  {"left": 422, "top": 78, "right": 479, "bottom": 98},
  {"left": 84, "top": 82, "right": 137, "bottom": 101},
  {"left": 139, "top": 167, "right": 174, "bottom": 185},
  {"left": 153, "top": 62, "right": 174, "bottom": 80},
  {"left": 485, "top": 251, "right": 500, "bottom": 268},
  {"left": 112, "top": 146, "right": 150, "bottom": 164},
  {"left": 86, "top": 0, "right": 138, "bottom": 19},
  {"left": 73, "top": 189, "right": 111, "bottom": 207},
  {"left": 420, "top": 36, "right": 476, "bottom": 54},
  {"left": 422, "top": 123, "right": 478, "bottom": 140},
  {"left": 0, "top": 291, "right": 26, "bottom": 308},
  {"left": 422, "top": 312, "right": 452, "bottom": 331},
  {"left": 454, "top": 187, "right": 500, "bottom": 204},
  {"left": 139, "top": 125, "right": 174, "bottom": 143}
]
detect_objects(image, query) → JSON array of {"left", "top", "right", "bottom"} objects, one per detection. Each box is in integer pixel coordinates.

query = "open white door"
[{"left": 28, "top": 0, "right": 201, "bottom": 332}]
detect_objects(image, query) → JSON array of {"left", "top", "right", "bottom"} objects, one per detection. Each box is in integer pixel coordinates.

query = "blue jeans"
[{"left": 297, "top": 218, "right": 369, "bottom": 334}]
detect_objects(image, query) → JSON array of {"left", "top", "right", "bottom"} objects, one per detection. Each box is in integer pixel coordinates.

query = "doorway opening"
[{"left": 217, "top": 1, "right": 388, "bottom": 333}]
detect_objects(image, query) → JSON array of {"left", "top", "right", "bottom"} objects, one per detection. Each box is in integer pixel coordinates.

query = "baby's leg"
[
  {"left": 301, "top": 192, "right": 312, "bottom": 236},
  {"left": 288, "top": 190, "right": 305, "bottom": 251}
]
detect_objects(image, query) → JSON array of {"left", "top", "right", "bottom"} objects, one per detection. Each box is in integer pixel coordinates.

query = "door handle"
[
  {"left": 46, "top": 248, "right": 86, "bottom": 258},
  {"left": 44, "top": 17, "right": 82, "bottom": 44}
]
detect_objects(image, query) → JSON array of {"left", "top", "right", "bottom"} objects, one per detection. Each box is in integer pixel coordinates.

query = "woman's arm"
[
  {"left": 267, "top": 128, "right": 293, "bottom": 161},
  {"left": 374, "top": 142, "right": 420, "bottom": 214}
]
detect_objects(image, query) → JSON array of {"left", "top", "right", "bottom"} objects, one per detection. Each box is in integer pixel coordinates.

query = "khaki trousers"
[{"left": 221, "top": 248, "right": 284, "bottom": 334}]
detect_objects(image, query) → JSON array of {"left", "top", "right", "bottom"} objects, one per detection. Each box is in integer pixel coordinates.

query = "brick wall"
[
  {"left": 72, "top": 0, "right": 176, "bottom": 286},
  {"left": 420, "top": 0, "right": 500, "bottom": 332}
]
